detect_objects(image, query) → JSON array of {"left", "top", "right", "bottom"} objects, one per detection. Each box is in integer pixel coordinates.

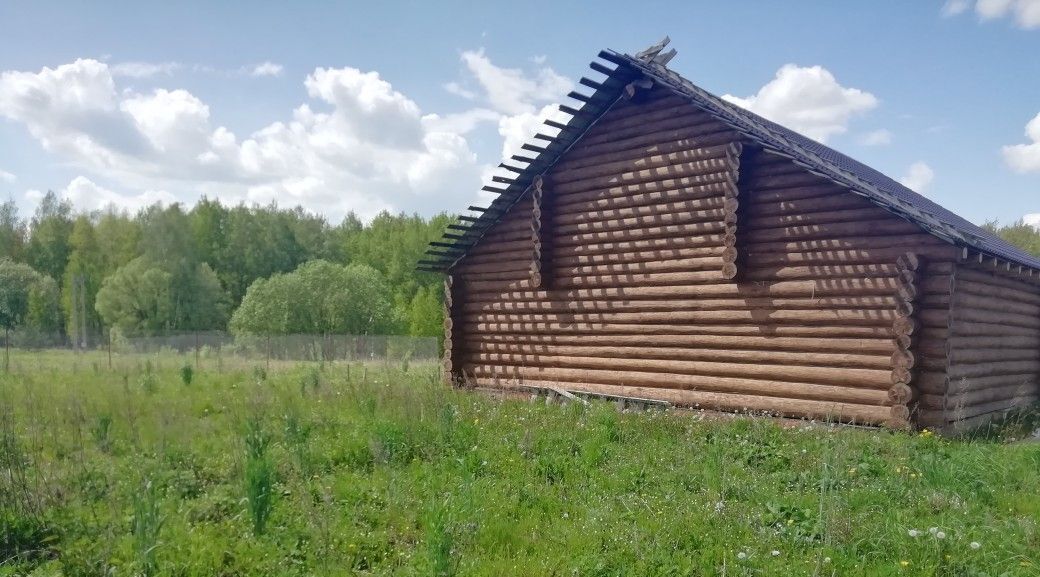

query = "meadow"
[{"left": 2, "top": 350, "right": 1039, "bottom": 576}]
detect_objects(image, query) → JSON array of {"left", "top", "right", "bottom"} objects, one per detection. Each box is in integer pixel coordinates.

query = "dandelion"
[
  {"left": 823, "top": 557, "right": 831, "bottom": 564},
  {"left": 908, "top": 529, "right": 922, "bottom": 537},
  {"left": 737, "top": 552, "right": 748, "bottom": 560},
  {"left": 771, "top": 550, "right": 780, "bottom": 557},
  {"left": 970, "top": 541, "right": 981, "bottom": 550},
  {"left": 900, "top": 560, "right": 910, "bottom": 567},
  {"left": 935, "top": 531, "right": 946, "bottom": 539},
  {"left": 929, "top": 527, "right": 939, "bottom": 535}
]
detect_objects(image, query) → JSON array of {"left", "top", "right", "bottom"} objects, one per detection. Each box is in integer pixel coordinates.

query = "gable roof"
[{"left": 418, "top": 39, "right": 1040, "bottom": 273}]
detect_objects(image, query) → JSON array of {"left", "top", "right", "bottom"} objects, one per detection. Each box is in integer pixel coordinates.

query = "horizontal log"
[
  {"left": 460, "top": 295, "right": 904, "bottom": 313},
  {"left": 456, "top": 250, "right": 533, "bottom": 269},
  {"left": 580, "top": 97, "right": 707, "bottom": 132},
  {"left": 552, "top": 224, "right": 728, "bottom": 249},
  {"left": 552, "top": 173, "right": 735, "bottom": 213},
  {"left": 747, "top": 193, "right": 873, "bottom": 217},
  {"left": 918, "top": 309, "right": 951, "bottom": 329},
  {"left": 949, "top": 347, "right": 1040, "bottom": 364},
  {"left": 921, "top": 383, "right": 1040, "bottom": 410},
  {"left": 570, "top": 118, "right": 737, "bottom": 159},
  {"left": 945, "top": 335, "right": 1040, "bottom": 350},
  {"left": 920, "top": 372, "right": 1038, "bottom": 396},
  {"left": 475, "top": 378, "right": 893, "bottom": 424},
  {"left": 552, "top": 156, "right": 736, "bottom": 197},
  {"left": 936, "top": 395, "right": 1040, "bottom": 421},
  {"left": 572, "top": 108, "right": 720, "bottom": 148},
  {"left": 953, "top": 307, "right": 1040, "bottom": 330},
  {"left": 745, "top": 208, "right": 894, "bottom": 232},
  {"left": 551, "top": 256, "right": 725, "bottom": 276},
  {"left": 551, "top": 142, "right": 738, "bottom": 185},
  {"left": 552, "top": 198, "right": 726, "bottom": 227},
  {"left": 956, "top": 266, "right": 1040, "bottom": 295},
  {"left": 954, "top": 278, "right": 1040, "bottom": 307},
  {"left": 464, "top": 342, "right": 891, "bottom": 370},
  {"left": 462, "top": 277, "right": 904, "bottom": 298},
  {"left": 555, "top": 126, "right": 738, "bottom": 175},
  {"left": 742, "top": 263, "right": 907, "bottom": 281},
  {"left": 948, "top": 360, "right": 1040, "bottom": 379},
  {"left": 747, "top": 183, "right": 849, "bottom": 204},
  {"left": 950, "top": 320, "right": 1040, "bottom": 337},
  {"left": 745, "top": 234, "right": 950, "bottom": 256},
  {"left": 461, "top": 332, "right": 896, "bottom": 354},
  {"left": 744, "top": 246, "right": 956, "bottom": 268},
  {"left": 743, "top": 172, "right": 832, "bottom": 192},
  {"left": 467, "top": 363, "right": 889, "bottom": 400},
  {"left": 744, "top": 220, "right": 925, "bottom": 244},
  {"left": 551, "top": 235, "right": 725, "bottom": 258},
  {"left": 552, "top": 182, "right": 731, "bottom": 217},
  {"left": 463, "top": 321, "right": 894, "bottom": 339},
  {"left": 464, "top": 308, "right": 899, "bottom": 327},
  {"left": 553, "top": 211, "right": 726, "bottom": 236},
  {"left": 553, "top": 245, "right": 726, "bottom": 267}
]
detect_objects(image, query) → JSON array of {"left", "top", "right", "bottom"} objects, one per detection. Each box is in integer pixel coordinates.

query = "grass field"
[{"left": 2, "top": 350, "right": 1039, "bottom": 576}]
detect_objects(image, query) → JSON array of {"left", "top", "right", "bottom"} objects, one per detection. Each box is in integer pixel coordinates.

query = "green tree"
[
  {"left": 95, "top": 208, "right": 142, "bottom": 276},
  {"left": 25, "top": 191, "right": 74, "bottom": 286},
  {"left": 336, "top": 211, "right": 451, "bottom": 331},
  {"left": 230, "top": 260, "right": 391, "bottom": 335},
  {"left": 0, "top": 259, "right": 61, "bottom": 367},
  {"left": 983, "top": 220, "right": 1040, "bottom": 257},
  {"left": 63, "top": 216, "right": 105, "bottom": 345},
  {"left": 408, "top": 285, "right": 443, "bottom": 337},
  {"left": 0, "top": 199, "right": 25, "bottom": 262},
  {"left": 95, "top": 257, "right": 227, "bottom": 335}
]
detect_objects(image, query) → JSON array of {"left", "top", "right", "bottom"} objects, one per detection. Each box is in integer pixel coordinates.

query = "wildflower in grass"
[
  {"left": 908, "top": 529, "right": 921, "bottom": 537},
  {"left": 935, "top": 531, "right": 946, "bottom": 539},
  {"left": 771, "top": 550, "right": 780, "bottom": 557},
  {"left": 970, "top": 541, "right": 981, "bottom": 550},
  {"left": 823, "top": 557, "right": 831, "bottom": 564},
  {"left": 919, "top": 429, "right": 934, "bottom": 438},
  {"left": 900, "top": 560, "right": 910, "bottom": 567},
  {"left": 737, "top": 552, "right": 748, "bottom": 560},
  {"left": 929, "top": 527, "right": 939, "bottom": 535}
]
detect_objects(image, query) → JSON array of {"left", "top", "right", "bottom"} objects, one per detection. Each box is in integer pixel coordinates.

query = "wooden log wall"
[
  {"left": 918, "top": 263, "right": 1040, "bottom": 431},
  {"left": 450, "top": 90, "right": 960, "bottom": 427}
]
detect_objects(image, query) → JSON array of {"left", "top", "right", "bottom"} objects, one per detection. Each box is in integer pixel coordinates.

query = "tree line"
[{"left": 0, "top": 193, "right": 452, "bottom": 344}]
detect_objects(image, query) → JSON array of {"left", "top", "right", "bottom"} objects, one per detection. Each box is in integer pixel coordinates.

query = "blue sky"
[{"left": 1, "top": 0, "right": 1038, "bottom": 225}]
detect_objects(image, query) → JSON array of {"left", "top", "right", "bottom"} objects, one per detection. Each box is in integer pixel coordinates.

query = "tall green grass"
[{"left": 0, "top": 349, "right": 1037, "bottom": 576}]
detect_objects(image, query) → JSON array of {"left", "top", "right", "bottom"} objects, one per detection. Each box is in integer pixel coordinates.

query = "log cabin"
[{"left": 418, "top": 38, "right": 1040, "bottom": 433}]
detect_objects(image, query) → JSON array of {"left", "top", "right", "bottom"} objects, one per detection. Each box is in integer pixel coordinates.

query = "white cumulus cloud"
[
  {"left": 250, "top": 62, "right": 284, "bottom": 77},
  {"left": 899, "top": 161, "right": 935, "bottom": 193},
  {"left": 1003, "top": 112, "right": 1040, "bottom": 173},
  {"left": 62, "top": 175, "right": 176, "bottom": 212},
  {"left": 943, "top": 0, "right": 1040, "bottom": 28},
  {"left": 459, "top": 48, "right": 572, "bottom": 115},
  {"left": 1022, "top": 212, "right": 1040, "bottom": 227},
  {"left": 0, "top": 169, "right": 15, "bottom": 183},
  {"left": 722, "top": 64, "right": 878, "bottom": 143},
  {"left": 941, "top": 0, "right": 972, "bottom": 16},
  {"left": 0, "top": 50, "right": 581, "bottom": 220}
]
